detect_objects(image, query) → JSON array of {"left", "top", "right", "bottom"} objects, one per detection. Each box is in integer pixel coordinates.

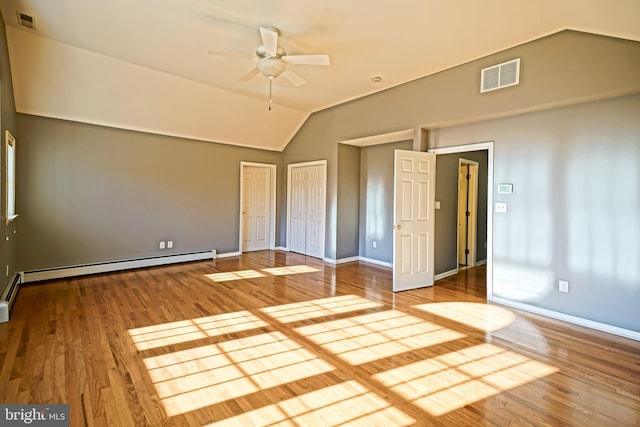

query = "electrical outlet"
[
  {"left": 373, "top": 241, "right": 377, "bottom": 248},
  {"left": 167, "top": 240, "right": 173, "bottom": 249},
  {"left": 159, "top": 241, "right": 165, "bottom": 249},
  {"left": 559, "top": 280, "right": 569, "bottom": 293}
]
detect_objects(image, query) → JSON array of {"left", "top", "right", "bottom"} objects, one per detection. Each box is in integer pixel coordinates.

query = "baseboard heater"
[
  {"left": 22, "top": 249, "right": 227, "bottom": 284},
  {"left": 0, "top": 272, "right": 22, "bottom": 323}
]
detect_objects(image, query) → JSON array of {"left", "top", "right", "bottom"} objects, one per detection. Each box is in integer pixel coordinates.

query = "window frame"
[{"left": 5, "top": 130, "right": 17, "bottom": 224}]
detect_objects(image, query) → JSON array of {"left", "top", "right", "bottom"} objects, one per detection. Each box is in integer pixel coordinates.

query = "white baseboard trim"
[
  {"left": 275, "top": 246, "right": 289, "bottom": 251},
  {"left": 434, "top": 268, "right": 459, "bottom": 281},
  {"left": 23, "top": 249, "right": 236, "bottom": 283},
  {"left": 218, "top": 251, "right": 241, "bottom": 259},
  {"left": 475, "top": 259, "right": 487, "bottom": 266},
  {"left": 323, "top": 256, "right": 392, "bottom": 268},
  {"left": 357, "top": 257, "right": 392, "bottom": 269},
  {"left": 492, "top": 297, "right": 640, "bottom": 342},
  {"left": 335, "top": 256, "right": 360, "bottom": 264}
]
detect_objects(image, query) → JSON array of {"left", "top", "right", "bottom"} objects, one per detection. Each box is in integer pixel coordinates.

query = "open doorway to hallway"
[{"left": 431, "top": 142, "right": 493, "bottom": 300}]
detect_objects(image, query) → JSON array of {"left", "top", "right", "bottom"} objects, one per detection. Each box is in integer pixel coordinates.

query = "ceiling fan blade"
[
  {"left": 239, "top": 68, "right": 260, "bottom": 82},
  {"left": 281, "top": 69, "right": 306, "bottom": 87},
  {"left": 259, "top": 27, "right": 278, "bottom": 57},
  {"left": 282, "top": 54, "right": 330, "bottom": 66}
]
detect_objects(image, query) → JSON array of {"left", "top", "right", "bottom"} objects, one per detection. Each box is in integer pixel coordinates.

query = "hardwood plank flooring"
[{"left": 1, "top": 251, "right": 639, "bottom": 426}]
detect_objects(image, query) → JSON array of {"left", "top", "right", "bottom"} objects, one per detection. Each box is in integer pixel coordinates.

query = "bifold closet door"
[{"left": 288, "top": 163, "right": 326, "bottom": 258}]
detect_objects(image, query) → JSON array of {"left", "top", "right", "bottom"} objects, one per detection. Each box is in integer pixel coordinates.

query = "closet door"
[
  {"left": 287, "top": 161, "right": 326, "bottom": 258},
  {"left": 289, "top": 167, "right": 308, "bottom": 254}
]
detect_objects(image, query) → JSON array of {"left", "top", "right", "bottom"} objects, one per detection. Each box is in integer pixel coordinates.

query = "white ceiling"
[{"left": 1, "top": 0, "right": 639, "bottom": 150}]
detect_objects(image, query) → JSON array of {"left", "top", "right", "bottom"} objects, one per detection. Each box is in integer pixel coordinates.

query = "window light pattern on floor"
[
  {"left": 205, "top": 264, "right": 320, "bottom": 282},
  {"left": 294, "top": 310, "right": 465, "bottom": 365},
  {"left": 205, "top": 380, "right": 415, "bottom": 426},
  {"left": 129, "top": 311, "right": 269, "bottom": 351},
  {"left": 143, "top": 331, "right": 335, "bottom": 416},
  {"left": 260, "top": 294, "right": 383, "bottom": 323},
  {"left": 128, "top": 290, "right": 559, "bottom": 424},
  {"left": 373, "top": 343, "right": 558, "bottom": 416}
]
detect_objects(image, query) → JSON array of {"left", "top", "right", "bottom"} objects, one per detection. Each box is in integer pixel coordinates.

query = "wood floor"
[{"left": 1, "top": 251, "right": 639, "bottom": 426}]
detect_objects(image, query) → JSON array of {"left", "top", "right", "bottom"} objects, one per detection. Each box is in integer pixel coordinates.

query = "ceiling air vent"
[
  {"left": 17, "top": 12, "right": 35, "bottom": 30},
  {"left": 480, "top": 58, "right": 520, "bottom": 93}
]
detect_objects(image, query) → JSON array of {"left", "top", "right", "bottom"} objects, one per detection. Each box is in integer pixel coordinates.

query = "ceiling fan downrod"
[{"left": 268, "top": 76, "right": 273, "bottom": 111}]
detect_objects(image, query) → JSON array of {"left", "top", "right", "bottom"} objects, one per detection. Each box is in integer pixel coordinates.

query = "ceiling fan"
[{"left": 210, "top": 26, "right": 330, "bottom": 109}]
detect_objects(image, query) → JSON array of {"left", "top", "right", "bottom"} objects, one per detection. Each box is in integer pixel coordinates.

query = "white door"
[
  {"left": 241, "top": 164, "right": 273, "bottom": 252},
  {"left": 393, "top": 149, "right": 436, "bottom": 292},
  {"left": 287, "top": 161, "right": 326, "bottom": 258},
  {"left": 458, "top": 165, "right": 469, "bottom": 265},
  {"left": 305, "top": 165, "right": 326, "bottom": 258},
  {"left": 289, "top": 167, "right": 308, "bottom": 254},
  {"left": 457, "top": 160, "right": 479, "bottom": 267}
]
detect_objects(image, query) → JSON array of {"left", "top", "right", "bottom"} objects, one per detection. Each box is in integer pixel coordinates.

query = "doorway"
[
  {"left": 457, "top": 159, "right": 479, "bottom": 269},
  {"left": 239, "top": 162, "right": 276, "bottom": 253},
  {"left": 431, "top": 142, "right": 494, "bottom": 301},
  {"left": 287, "top": 160, "right": 327, "bottom": 259}
]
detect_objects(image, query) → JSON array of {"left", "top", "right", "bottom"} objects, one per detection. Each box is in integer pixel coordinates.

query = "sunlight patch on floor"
[
  {"left": 205, "top": 380, "right": 415, "bottom": 426},
  {"left": 143, "top": 331, "right": 335, "bottom": 416},
  {"left": 373, "top": 343, "right": 558, "bottom": 416},
  {"left": 261, "top": 294, "right": 383, "bottom": 323},
  {"left": 204, "top": 265, "right": 320, "bottom": 282},
  {"left": 128, "top": 311, "right": 269, "bottom": 351},
  {"left": 262, "top": 265, "right": 320, "bottom": 275},
  {"left": 414, "top": 302, "right": 516, "bottom": 332},
  {"left": 295, "top": 310, "right": 465, "bottom": 365},
  {"left": 205, "top": 269, "right": 266, "bottom": 282}
]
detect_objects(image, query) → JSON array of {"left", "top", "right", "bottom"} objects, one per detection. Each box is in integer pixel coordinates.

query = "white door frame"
[
  {"left": 239, "top": 162, "right": 276, "bottom": 253},
  {"left": 430, "top": 142, "right": 494, "bottom": 301},
  {"left": 457, "top": 158, "right": 479, "bottom": 269},
  {"left": 286, "top": 160, "right": 327, "bottom": 257}
]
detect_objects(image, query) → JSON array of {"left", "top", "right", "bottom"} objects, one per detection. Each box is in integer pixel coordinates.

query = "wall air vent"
[
  {"left": 480, "top": 58, "right": 520, "bottom": 93},
  {"left": 17, "top": 12, "right": 35, "bottom": 30}
]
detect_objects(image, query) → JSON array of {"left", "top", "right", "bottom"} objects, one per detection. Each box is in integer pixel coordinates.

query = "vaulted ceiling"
[{"left": 1, "top": 0, "right": 639, "bottom": 151}]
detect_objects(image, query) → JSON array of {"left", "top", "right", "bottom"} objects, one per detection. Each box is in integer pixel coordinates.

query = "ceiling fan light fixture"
[{"left": 257, "top": 58, "right": 286, "bottom": 78}]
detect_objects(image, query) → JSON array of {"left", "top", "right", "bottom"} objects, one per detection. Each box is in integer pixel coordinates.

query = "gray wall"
[
  {"left": 0, "top": 11, "right": 17, "bottom": 285},
  {"left": 16, "top": 114, "right": 281, "bottom": 271},
  {"left": 434, "top": 150, "right": 488, "bottom": 274},
  {"left": 359, "top": 140, "right": 412, "bottom": 263},
  {"left": 336, "top": 143, "right": 361, "bottom": 259},
  {"left": 283, "top": 30, "right": 640, "bottom": 262},
  {"left": 433, "top": 94, "right": 640, "bottom": 332}
]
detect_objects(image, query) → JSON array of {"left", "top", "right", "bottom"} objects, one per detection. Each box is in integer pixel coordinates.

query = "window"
[{"left": 5, "top": 130, "right": 17, "bottom": 223}]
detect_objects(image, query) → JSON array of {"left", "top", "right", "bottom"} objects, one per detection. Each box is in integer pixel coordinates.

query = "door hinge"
[
  {"left": 465, "top": 249, "right": 470, "bottom": 255},
  {"left": 466, "top": 211, "right": 470, "bottom": 217}
]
